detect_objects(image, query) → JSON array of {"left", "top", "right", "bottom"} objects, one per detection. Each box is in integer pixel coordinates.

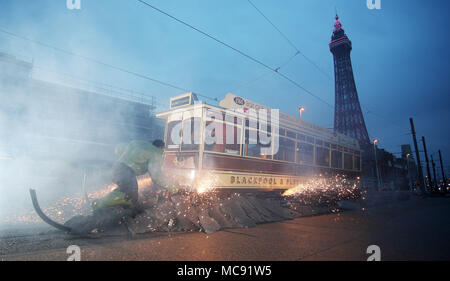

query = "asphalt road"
[{"left": 1, "top": 196, "right": 449, "bottom": 261}]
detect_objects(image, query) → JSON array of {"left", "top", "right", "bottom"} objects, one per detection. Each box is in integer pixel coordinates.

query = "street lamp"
[
  {"left": 373, "top": 139, "right": 382, "bottom": 191},
  {"left": 299, "top": 107, "right": 305, "bottom": 120}
]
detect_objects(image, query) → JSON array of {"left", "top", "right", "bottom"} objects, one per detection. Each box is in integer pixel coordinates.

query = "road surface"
[{"left": 1, "top": 196, "right": 449, "bottom": 261}]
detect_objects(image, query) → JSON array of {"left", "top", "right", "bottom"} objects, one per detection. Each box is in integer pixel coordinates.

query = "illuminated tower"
[{"left": 329, "top": 15, "right": 370, "bottom": 144}]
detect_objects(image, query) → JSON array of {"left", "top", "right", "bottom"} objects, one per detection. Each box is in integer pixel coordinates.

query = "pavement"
[{"left": 1, "top": 195, "right": 449, "bottom": 261}]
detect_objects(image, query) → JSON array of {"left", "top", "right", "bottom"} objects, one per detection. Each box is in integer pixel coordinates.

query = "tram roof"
[{"left": 156, "top": 93, "right": 360, "bottom": 150}]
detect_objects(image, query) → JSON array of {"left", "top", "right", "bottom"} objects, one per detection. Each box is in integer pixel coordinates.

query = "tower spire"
[
  {"left": 333, "top": 13, "right": 343, "bottom": 31},
  {"left": 329, "top": 14, "right": 370, "bottom": 145}
]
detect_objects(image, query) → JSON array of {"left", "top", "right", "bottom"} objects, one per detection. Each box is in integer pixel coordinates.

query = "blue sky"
[{"left": 1, "top": 0, "right": 449, "bottom": 168}]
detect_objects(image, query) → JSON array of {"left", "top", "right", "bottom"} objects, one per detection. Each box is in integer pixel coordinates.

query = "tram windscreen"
[{"left": 166, "top": 120, "right": 181, "bottom": 150}]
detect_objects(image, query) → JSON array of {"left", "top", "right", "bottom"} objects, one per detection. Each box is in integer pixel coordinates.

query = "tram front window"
[{"left": 166, "top": 120, "right": 182, "bottom": 150}]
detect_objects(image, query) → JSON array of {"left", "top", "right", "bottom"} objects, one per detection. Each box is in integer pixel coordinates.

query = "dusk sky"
[{"left": 1, "top": 0, "right": 449, "bottom": 168}]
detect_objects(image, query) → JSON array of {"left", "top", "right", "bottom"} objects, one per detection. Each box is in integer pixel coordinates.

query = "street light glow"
[{"left": 299, "top": 107, "right": 305, "bottom": 120}]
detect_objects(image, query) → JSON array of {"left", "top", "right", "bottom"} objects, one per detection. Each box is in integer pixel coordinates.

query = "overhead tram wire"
[
  {"left": 136, "top": 0, "right": 334, "bottom": 109},
  {"left": 0, "top": 27, "right": 219, "bottom": 102},
  {"left": 247, "top": 0, "right": 332, "bottom": 80},
  {"left": 231, "top": 50, "right": 300, "bottom": 92},
  {"left": 361, "top": 104, "right": 410, "bottom": 131},
  {"left": 246, "top": 1, "right": 409, "bottom": 132},
  {"left": 135, "top": 0, "right": 411, "bottom": 138}
]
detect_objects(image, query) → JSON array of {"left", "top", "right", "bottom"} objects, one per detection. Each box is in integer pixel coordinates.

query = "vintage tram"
[{"left": 156, "top": 92, "right": 361, "bottom": 192}]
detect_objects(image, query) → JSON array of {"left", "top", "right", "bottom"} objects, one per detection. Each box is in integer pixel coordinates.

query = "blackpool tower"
[{"left": 329, "top": 15, "right": 370, "bottom": 145}]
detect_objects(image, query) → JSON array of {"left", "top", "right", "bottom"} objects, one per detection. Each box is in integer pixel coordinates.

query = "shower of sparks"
[
  {"left": 2, "top": 171, "right": 362, "bottom": 233},
  {"left": 1, "top": 171, "right": 219, "bottom": 226},
  {"left": 195, "top": 173, "right": 219, "bottom": 194},
  {"left": 282, "top": 174, "right": 361, "bottom": 206}
]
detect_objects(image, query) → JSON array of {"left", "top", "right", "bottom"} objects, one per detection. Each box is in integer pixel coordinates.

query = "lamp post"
[
  {"left": 299, "top": 107, "right": 305, "bottom": 120},
  {"left": 373, "top": 139, "right": 381, "bottom": 191}
]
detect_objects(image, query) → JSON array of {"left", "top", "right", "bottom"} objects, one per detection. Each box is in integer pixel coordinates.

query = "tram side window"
[
  {"left": 181, "top": 117, "right": 201, "bottom": 151},
  {"left": 296, "top": 142, "right": 314, "bottom": 164},
  {"left": 245, "top": 129, "right": 271, "bottom": 159},
  {"left": 354, "top": 155, "right": 361, "bottom": 171},
  {"left": 344, "top": 153, "right": 354, "bottom": 170},
  {"left": 331, "top": 150, "right": 343, "bottom": 169},
  {"left": 224, "top": 124, "right": 242, "bottom": 155},
  {"left": 166, "top": 120, "right": 182, "bottom": 150},
  {"left": 315, "top": 146, "right": 330, "bottom": 167},
  {"left": 274, "top": 137, "right": 295, "bottom": 162},
  {"left": 205, "top": 121, "right": 242, "bottom": 155},
  {"left": 204, "top": 121, "right": 225, "bottom": 153}
]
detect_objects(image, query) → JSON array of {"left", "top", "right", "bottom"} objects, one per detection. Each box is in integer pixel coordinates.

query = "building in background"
[{"left": 0, "top": 52, "right": 164, "bottom": 194}]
